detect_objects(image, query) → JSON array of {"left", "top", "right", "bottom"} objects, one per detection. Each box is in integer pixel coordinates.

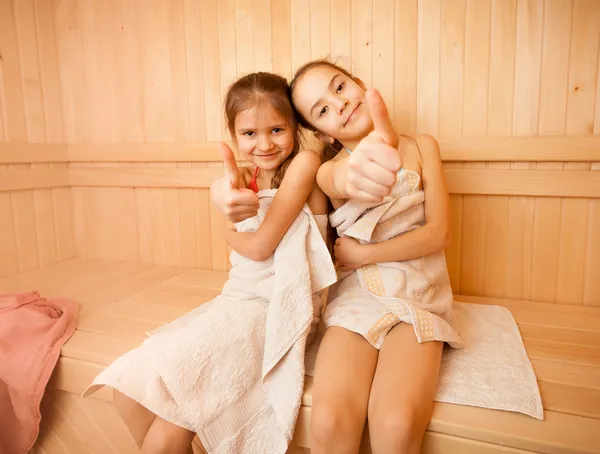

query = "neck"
[{"left": 339, "top": 138, "right": 361, "bottom": 152}]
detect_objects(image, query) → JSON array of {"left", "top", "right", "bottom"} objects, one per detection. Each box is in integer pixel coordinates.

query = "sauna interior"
[{"left": 1, "top": 0, "right": 599, "bottom": 453}]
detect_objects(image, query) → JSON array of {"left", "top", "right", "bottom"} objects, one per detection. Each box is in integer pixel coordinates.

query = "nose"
[
  {"left": 257, "top": 133, "right": 273, "bottom": 152},
  {"left": 333, "top": 96, "right": 349, "bottom": 115}
]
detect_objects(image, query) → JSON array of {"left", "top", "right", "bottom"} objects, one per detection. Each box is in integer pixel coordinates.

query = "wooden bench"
[{"left": 2, "top": 258, "right": 599, "bottom": 454}]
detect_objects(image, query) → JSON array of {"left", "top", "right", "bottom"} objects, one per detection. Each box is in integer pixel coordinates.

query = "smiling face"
[
  {"left": 233, "top": 100, "right": 295, "bottom": 171},
  {"left": 291, "top": 64, "right": 373, "bottom": 146}
]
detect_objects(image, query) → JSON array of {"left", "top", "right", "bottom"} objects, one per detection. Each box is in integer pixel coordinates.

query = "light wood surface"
[{"left": 1, "top": 259, "right": 597, "bottom": 454}]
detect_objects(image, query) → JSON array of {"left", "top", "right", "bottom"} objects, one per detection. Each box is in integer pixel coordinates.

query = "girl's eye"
[
  {"left": 272, "top": 127, "right": 284, "bottom": 134},
  {"left": 336, "top": 82, "right": 344, "bottom": 93},
  {"left": 242, "top": 131, "right": 254, "bottom": 137},
  {"left": 319, "top": 106, "right": 329, "bottom": 118}
]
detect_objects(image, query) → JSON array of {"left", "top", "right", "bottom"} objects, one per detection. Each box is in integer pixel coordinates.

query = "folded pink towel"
[{"left": 0, "top": 292, "right": 78, "bottom": 454}]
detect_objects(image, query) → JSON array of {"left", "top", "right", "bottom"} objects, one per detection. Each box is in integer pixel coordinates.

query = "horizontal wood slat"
[
  {"left": 66, "top": 168, "right": 600, "bottom": 198},
  {"left": 0, "top": 169, "right": 69, "bottom": 191},
  {"left": 68, "top": 167, "right": 223, "bottom": 189},
  {"left": 2, "top": 137, "right": 600, "bottom": 163}
]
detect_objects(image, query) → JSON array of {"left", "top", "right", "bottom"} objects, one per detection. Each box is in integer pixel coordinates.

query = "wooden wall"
[
  {"left": 0, "top": 0, "right": 75, "bottom": 278},
  {"left": 1, "top": 0, "right": 599, "bottom": 306}
]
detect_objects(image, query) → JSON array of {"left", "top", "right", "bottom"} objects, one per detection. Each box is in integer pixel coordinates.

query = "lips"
[{"left": 344, "top": 104, "right": 360, "bottom": 127}]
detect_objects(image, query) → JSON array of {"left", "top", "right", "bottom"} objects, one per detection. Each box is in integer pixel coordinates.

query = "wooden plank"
[
  {"left": 483, "top": 191, "right": 510, "bottom": 299},
  {"left": 530, "top": 358, "right": 600, "bottom": 391},
  {"left": 539, "top": 381, "right": 600, "bottom": 419},
  {"left": 460, "top": 191, "right": 487, "bottom": 295},
  {"left": 33, "top": 181, "right": 59, "bottom": 267},
  {"left": 444, "top": 168, "right": 600, "bottom": 198},
  {"left": 235, "top": 0, "right": 254, "bottom": 75},
  {"left": 566, "top": 0, "right": 600, "bottom": 135},
  {"left": 39, "top": 392, "right": 91, "bottom": 454},
  {"left": 454, "top": 294, "right": 600, "bottom": 318},
  {"left": 422, "top": 431, "right": 539, "bottom": 454},
  {"left": 200, "top": 0, "right": 223, "bottom": 141},
  {"left": 393, "top": 0, "right": 418, "bottom": 132},
  {"left": 556, "top": 197, "right": 589, "bottom": 304},
  {"left": 310, "top": 0, "right": 330, "bottom": 61},
  {"left": 77, "top": 313, "right": 158, "bottom": 340},
  {"left": 462, "top": 0, "right": 491, "bottom": 136},
  {"left": 183, "top": 0, "right": 206, "bottom": 141},
  {"left": 290, "top": 0, "right": 311, "bottom": 73},
  {"left": 254, "top": 0, "right": 273, "bottom": 72},
  {"left": 11, "top": 190, "right": 40, "bottom": 272},
  {"left": 416, "top": 0, "right": 441, "bottom": 136},
  {"left": 524, "top": 339, "right": 600, "bottom": 367},
  {"left": 49, "top": 357, "right": 110, "bottom": 401},
  {"left": 0, "top": 143, "right": 67, "bottom": 163},
  {"left": 584, "top": 200, "right": 600, "bottom": 306},
  {"left": 218, "top": 0, "right": 237, "bottom": 139},
  {"left": 350, "top": 0, "right": 373, "bottom": 87},
  {"left": 165, "top": 268, "right": 230, "bottom": 289},
  {"left": 538, "top": 0, "right": 573, "bottom": 135},
  {"left": 445, "top": 192, "right": 463, "bottom": 292},
  {"left": 487, "top": 0, "right": 517, "bottom": 136},
  {"left": 372, "top": 0, "right": 394, "bottom": 114},
  {"left": 168, "top": 0, "right": 191, "bottom": 142},
  {"left": 272, "top": 0, "right": 292, "bottom": 79},
  {"left": 0, "top": 192, "right": 18, "bottom": 277},
  {"left": 68, "top": 167, "right": 222, "bottom": 189},
  {"left": 518, "top": 324, "right": 600, "bottom": 349},
  {"left": 2, "top": 138, "right": 598, "bottom": 163},
  {"left": 438, "top": 0, "right": 465, "bottom": 138},
  {"left": 194, "top": 187, "right": 212, "bottom": 269},
  {"left": 161, "top": 164, "right": 183, "bottom": 266},
  {"left": 0, "top": 0, "right": 27, "bottom": 141},
  {"left": 512, "top": 0, "right": 544, "bottom": 136},
  {"left": 178, "top": 167, "right": 198, "bottom": 267},
  {"left": 61, "top": 330, "right": 140, "bottom": 365},
  {"left": 0, "top": 168, "right": 68, "bottom": 191}
]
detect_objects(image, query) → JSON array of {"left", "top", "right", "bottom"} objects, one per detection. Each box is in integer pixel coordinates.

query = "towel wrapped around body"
[
  {"left": 83, "top": 189, "right": 337, "bottom": 453},
  {"left": 325, "top": 169, "right": 463, "bottom": 348}
]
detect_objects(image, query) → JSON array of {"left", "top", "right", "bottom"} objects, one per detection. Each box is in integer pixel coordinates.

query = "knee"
[
  {"left": 311, "top": 402, "right": 365, "bottom": 450},
  {"left": 369, "top": 406, "right": 428, "bottom": 453},
  {"left": 141, "top": 423, "right": 192, "bottom": 454}
]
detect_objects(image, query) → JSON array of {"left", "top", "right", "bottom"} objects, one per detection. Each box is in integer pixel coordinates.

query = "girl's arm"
[
  {"left": 225, "top": 150, "right": 321, "bottom": 261},
  {"left": 335, "top": 135, "right": 450, "bottom": 268}
]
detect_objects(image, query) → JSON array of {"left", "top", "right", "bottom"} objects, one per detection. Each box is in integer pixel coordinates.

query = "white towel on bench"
[{"left": 83, "top": 189, "right": 337, "bottom": 453}]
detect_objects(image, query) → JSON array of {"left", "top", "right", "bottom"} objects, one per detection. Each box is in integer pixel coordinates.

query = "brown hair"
[
  {"left": 290, "top": 59, "right": 357, "bottom": 253},
  {"left": 224, "top": 72, "right": 300, "bottom": 189},
  {"left": 290, "top": 59, "right": 356, "bottom": 163}
]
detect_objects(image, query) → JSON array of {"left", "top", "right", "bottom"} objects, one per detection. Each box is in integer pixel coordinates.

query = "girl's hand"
[
  {"left": 334, "top": 237, "right": 371, "bottom": 270},
  {"left": 346, "top": 89, "right": 403, "bottom": 203},
  {"left": 212, "top": 143, "right": 260, "bottom": 223}
]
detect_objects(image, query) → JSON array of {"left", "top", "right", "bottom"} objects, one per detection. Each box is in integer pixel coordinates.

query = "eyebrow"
[
  {"left": 236, "top": 123, "right": 288, "bottom": 133},
  {"left": 309, "top": 74, "right": 341, "bottom": 118}
]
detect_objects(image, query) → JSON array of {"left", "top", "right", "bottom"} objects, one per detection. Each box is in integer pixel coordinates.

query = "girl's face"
[
  {"left": 292, "top": 65, "right": 373, "bottom": 145},
  {"left": 234, "top": 102, "right": 295, "bottom": 171}
]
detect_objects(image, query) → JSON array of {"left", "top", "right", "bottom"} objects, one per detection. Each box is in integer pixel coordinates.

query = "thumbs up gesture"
[
  {"left": 211, "top": 143, "right": 259, "bottom": 223},
  {"left": 345, "top": 89, "right": 402, "bottom": 202}
]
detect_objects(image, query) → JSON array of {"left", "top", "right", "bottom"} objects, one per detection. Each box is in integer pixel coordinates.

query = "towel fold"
[{"left": 0, "top": 292, "right": 79, "bottom": 454}]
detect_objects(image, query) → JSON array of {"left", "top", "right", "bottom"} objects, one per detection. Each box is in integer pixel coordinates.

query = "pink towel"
[{"left": 0, "top": 292, "right": 78, "bottom": 454}]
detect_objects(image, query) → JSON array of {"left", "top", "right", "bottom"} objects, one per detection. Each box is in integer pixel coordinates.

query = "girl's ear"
[
  {"left": 313, "top": 130, "right": 335, "bottom": 144},
  {"left": 354, "top": 77, "right": 367, "bottom": 90}
]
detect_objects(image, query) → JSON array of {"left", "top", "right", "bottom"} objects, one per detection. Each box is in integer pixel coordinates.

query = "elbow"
[
  {"left": 433, "top": 222, "right": 451, "bottom": 252},
  {"left": 249, "top": 242, "right": 275, "bottom": 262}
]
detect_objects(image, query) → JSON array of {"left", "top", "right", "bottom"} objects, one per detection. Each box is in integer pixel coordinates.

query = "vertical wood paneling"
[
  {"left": 310, "top": 0, "right": 330, "bottom": 61},
  {"left": 584, "top": 200, "right": 600, "bottom": 306},
  {"left": 393, "top": 0, "right": 418, "bottom": 132},
  {"left": 538, "top": 0, "right": 573, "bottom": 136},
  {"left": 0, "top": 0, "right": 598, "bottom": 306},
  {"left": 417, "top": 0, "right": 441, "bottom": 136},
  {"left": 438, "top": 0, "right": 465, "bottom": 138},
  {"left": 330, "top": 0, "right": 351, "bottom": 71},
  {"left": 462, "top": 0, "right": 491, "bottom": 136},
  {"left": 487, "top": 0, "right": 517, "bottom": 136},
  {"left": 565, "top": 0, "right": 600, "bottom": 135},
  {"left": 512, "top": 0, "right": 544, "bottom": 136}
]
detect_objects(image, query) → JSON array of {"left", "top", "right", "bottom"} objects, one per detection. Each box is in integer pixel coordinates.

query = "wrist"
[{"left": 363, "top": 243, "right": 378, "bottom": 265}]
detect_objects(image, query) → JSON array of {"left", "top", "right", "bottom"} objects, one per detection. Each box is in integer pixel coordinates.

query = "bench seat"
[{"left": 1, "top": 259, "right": 599, "bottom": 454}]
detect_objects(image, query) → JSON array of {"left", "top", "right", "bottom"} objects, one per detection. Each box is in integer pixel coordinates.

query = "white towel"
[{"left": 83, "top": 189, "right": 337, "bottom": 453}]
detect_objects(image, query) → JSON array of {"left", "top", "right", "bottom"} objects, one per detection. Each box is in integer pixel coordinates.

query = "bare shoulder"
[
  {"left": 290, "top": 149, "right": 322, "bottom": 171},
  {"left": 412, "top": 134, "right": 441, "bottom": 162}
]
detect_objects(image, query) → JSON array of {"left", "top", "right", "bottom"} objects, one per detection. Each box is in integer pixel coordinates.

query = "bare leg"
[
  {"left": 113, "top": 390, "right": 156, "bottom": 448},
  {"left": 113, "top": 389, "right": 197, "bottom": 454},
  {"left": 367, "top": 323, "right": 443, "bottom": 454},
  {"left": 310, "top": 326, "right": 378, "bottom": 454},
  {"left": 142, "top": 416, "right": 196, "bottom": 454}
]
